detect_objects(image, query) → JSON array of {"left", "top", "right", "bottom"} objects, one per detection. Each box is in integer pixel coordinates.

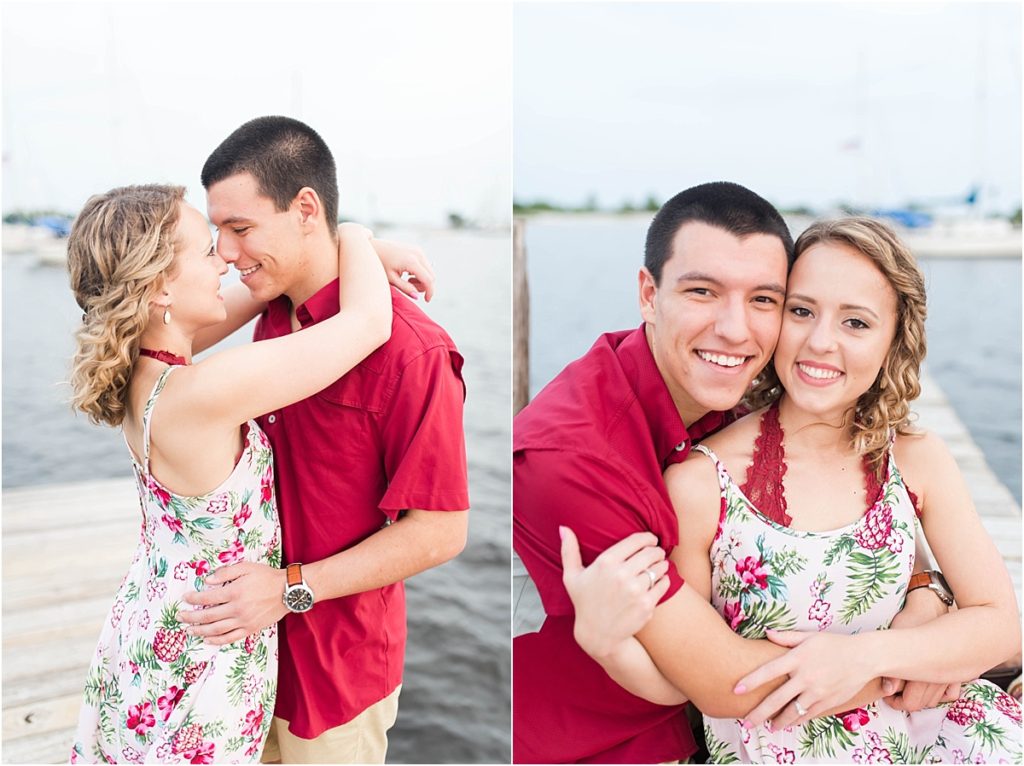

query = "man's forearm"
[
  {"left": 590, "top": 636, "right": 688, "bottom": 706},
  {"left": 638, "top": 584, "right": 881, "bottom": 720},
  {"left": 303, "top": 509, "right": 468, "bottom": 601}
]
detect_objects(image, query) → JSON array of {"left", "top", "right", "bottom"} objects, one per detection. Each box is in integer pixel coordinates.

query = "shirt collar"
[
  {"left": 616, "top": 324, "right": 725, "bottom": 467},
  {"left": 292, "top": 278, "right": 341, "bottom": 328}
]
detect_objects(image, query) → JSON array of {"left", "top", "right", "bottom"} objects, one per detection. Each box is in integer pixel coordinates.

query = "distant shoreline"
[{"left": 516, "top": 212, "right": 1023, "bottom": 259}]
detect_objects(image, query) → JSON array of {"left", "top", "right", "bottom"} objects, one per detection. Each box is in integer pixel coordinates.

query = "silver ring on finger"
[
  {"left": 794, "top": 700, "right": 808, "bottom": 717},
  {"left": 644, "top": 568, "right": 658, "bottom": 590}
]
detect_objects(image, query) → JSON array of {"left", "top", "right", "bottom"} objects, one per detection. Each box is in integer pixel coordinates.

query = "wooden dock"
[
  {"left": 514, "top": 370, "right": 1023, "bottom": 637},
  {"left": 2, "top": 372, "right": 1019, "bottom": 762},
  {"left": 3, "top": 478, "right": 141, "bottom": 762}
]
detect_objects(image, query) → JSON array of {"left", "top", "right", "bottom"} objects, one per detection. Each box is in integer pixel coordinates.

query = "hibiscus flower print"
[
  {"left": 233, "top": 504, "right": 252, "bottom": 529},
  {"left": 157, "top": 685, "right": 185, "bottom": 721},
  {"left": 191, "top": 741, "right": 216, "bottom": 764},
  {"left": 840, "top": 707, "right": 871, "bottom": 732},
  {"left": 723, "top": 601, "right": 744, "bottom": 630},
  {"left": 218, "top": 538, "right": 245, "bottom": 565},
  {"left": 241, "top": 706, "right": 264, "bottom": 738},
  {"left": 147, "top": 477, "right": 171, "bottom": 508},
  {"left": 161, "top": 514, "right": 183, "bottom": 534},
  {"left": 126, "top": 701, "right": 155, "bottom": 736},
  {"left": 735, "top": 556, "right": 769, "bottom": 590}
]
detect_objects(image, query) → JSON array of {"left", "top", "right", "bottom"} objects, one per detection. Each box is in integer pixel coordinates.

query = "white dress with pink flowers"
[
  {"left": 695, "top": 442, "right": 1022, "bottom": 764},
  {"left": 71, "top": 367, "right": 281, "bottom": 764}
]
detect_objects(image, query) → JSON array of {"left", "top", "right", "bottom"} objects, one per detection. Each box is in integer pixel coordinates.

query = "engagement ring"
[{"left": 644, "top": 568, "right": 657, "bottom": 590}]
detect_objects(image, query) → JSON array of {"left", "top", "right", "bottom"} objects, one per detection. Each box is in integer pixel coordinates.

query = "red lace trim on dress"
[
  {"left": 741, "top": 401, "right": 792, "bottom": 526},
  {"left": 742, "top": 401, "right": 923, "bottom": 525},
  {"left": 860, "top": 442, "right": 922, "bottom": 519}
]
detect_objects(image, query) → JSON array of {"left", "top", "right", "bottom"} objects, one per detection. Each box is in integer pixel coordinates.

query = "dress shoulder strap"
[
  {"left": 691, "top": 444, "right": 731, "bottom": 494},
  {"left": 141, "top": 366, "right": 176, "bottom": 476},
  {"left": 692, "top": 443, "right": 717, "bottom": 461}
]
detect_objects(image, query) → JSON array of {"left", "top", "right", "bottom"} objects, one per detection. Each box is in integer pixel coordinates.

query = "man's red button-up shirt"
[
  {"left": 255, "top": 282, "right": 469, "bottom": 739},
  {"left": 513, "top": 325, "right": 723, "bottom": 764}
]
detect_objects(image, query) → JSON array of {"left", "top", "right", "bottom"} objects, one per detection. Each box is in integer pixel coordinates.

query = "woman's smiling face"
[{"left": 773, "top": 240, "right": 899, "bottom": 420}]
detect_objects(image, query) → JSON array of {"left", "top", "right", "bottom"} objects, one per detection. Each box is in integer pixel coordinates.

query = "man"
[
  {"left": 182, "top": 116, "right": 470, "bottom": 763},
  {"left": 513, "top": 182, "right": 949, "bottom": 763}
]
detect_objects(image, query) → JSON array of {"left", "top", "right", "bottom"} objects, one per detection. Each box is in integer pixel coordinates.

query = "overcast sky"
[
  {"left": 515, "top": 2, "right": 1022, "bottom": 214},
  {"left": 2, "top": 1, "right": 511, "bottom": 226},
  {"left": 4, "top": 2, "right": 1020, "bottom": 222}
]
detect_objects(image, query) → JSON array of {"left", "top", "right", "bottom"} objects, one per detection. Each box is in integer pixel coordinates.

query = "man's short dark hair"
[
  {"left": 201, "top": 116, "right": 339, "bottom": 236},
  {"left": 644, "top": 182, "right": 794, "bottom": 284}
]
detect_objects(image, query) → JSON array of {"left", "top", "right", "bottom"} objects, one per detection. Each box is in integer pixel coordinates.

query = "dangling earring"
[{"left": 163, "top": 308, "right": 171, "bottom": 325}]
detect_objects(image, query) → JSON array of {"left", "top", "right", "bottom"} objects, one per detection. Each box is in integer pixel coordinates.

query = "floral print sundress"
[
  {"left": 71, "top": 367, "right": 281, "bottom": 764},
  {"left": 695, "top": 439, "right": 1023, "bottom": 764}
]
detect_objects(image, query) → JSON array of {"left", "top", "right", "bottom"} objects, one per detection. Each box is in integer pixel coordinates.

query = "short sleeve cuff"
[{"left": 660, "top": 561, "right": 685, "bottom": 605}]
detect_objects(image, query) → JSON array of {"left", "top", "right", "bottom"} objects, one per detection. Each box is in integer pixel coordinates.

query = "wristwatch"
[
  {"left": 283, "top": 563, "right": 315, "bottom": 613},
  {"left": 907, "top": 570, "right": 954, "bottom": 607}
]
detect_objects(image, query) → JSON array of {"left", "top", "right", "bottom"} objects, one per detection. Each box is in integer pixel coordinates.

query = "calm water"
[
  {"left": 524, "top": 215, "right": 1022, "bottom": 504},
  {"left": 1, "top": 227, "right": 511, "bottom": 763}
]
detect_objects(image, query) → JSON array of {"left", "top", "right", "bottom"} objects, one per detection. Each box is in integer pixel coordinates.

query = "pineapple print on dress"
[{"left": 70, "top": 367, "right": 281, "bottom": 764}]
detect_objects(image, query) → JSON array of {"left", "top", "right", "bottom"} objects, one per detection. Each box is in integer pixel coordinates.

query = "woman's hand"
[
  {"left": 735, "top": 629, "right": 878, "bottom": 730},
  {"left": 338, "top": 228, "right": 435, "bottom": 302},
  {"left": 560, "top": 526, "right": 670, "bottom": 661}
]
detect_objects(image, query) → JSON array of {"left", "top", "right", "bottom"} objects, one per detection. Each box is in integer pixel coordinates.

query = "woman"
[
  {"left": 66, "top": 184, "right": 425, "bottom": 764},
  {"left": 570, "top": 217, "right": 1021, "bottom": 763}
]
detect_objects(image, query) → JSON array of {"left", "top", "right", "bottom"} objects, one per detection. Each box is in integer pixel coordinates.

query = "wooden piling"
[{"left": 513, "top": 217, "right": 529, "bottom": 414}]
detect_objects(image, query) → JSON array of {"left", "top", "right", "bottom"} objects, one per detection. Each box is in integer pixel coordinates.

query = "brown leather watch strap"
[
  {"left": 286, "top": 562, "right": 303, "bottom": 587},
  {"left": 908, "top": 571, "right": 931, "bottom": 591}
]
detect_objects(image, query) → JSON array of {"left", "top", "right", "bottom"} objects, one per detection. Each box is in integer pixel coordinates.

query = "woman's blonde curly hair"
[
  {"left": 744, "top": 216, "right": 928, "bottom": 479},
  {"left": 68, "top": 184, "right": 186, "bottom": 427}
]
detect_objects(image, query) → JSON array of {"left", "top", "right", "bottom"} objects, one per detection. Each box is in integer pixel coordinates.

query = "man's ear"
[
  {"left": 638, "top": 267, "right": 658, "bottom": 324},
  {"left": 293, "top": 187, "right": 323, "bottom": 230}
]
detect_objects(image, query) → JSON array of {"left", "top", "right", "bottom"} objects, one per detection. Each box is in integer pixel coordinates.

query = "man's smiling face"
[
  {"left": 205, "top": 171, "right": 305, "bottom": 304},
  {"left": 640, "top": 221, "right": 789, "bottom": 425}
]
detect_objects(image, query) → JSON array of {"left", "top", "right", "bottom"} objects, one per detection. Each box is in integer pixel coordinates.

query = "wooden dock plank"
[
  {"left": 4, "top": 693, "right": 82, "bottom": 740},
  {"left": 2, "top": 728, "right": 78, "bottom": 765}
]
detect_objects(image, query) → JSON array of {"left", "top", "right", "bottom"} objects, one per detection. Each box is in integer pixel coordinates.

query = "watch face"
[{"left": 285, "top": 586, "right": 314, "bottom": 612}]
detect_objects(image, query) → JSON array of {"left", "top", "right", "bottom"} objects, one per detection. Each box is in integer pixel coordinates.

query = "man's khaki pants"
[{"left": 261, "top": 686, "right": 401, "bottom": 764}]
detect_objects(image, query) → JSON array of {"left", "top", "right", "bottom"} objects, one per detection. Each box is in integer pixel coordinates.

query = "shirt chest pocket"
[{"left": 313, "top": 361, "right": 391, "bottom": 414}]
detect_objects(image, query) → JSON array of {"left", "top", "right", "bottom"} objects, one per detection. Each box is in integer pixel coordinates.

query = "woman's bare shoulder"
[
  {"left": 893, "top": 428, "right": 961, "bottom": 503},
  {"left": 893, "top": 428, "right": 953, "bottom": 471}
]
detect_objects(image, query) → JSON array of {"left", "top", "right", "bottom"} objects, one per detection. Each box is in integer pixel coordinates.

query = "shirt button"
[
  {"left": 268, "top": 414, "right": 277, "bottom": 424},
  {"left": 674, "top": 440, "right": 687, "bottom": 452}
]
